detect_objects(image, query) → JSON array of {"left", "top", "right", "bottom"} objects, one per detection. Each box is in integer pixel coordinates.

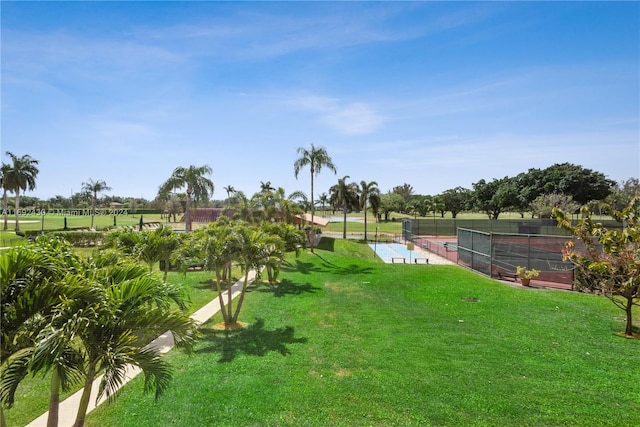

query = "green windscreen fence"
[
  {"left": 409, "top": 218, "right": 621, "bottom": 237},
  {"left": 457, "top": 228, "right": 575, "bottom": 287}
]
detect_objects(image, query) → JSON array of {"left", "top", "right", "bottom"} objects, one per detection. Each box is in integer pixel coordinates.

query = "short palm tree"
[
  {"left": 81, "top": 178, "right": 111, "bottom": 230},
  {"left": 70, "top": 253, "right": 197, "bottom": 427},
  {"left": 359, "top": 180, "right": 380, "bottom": 241},
  {"left": 159, "top": 165, "right": 214, "bottom": 231},
  {"left": 135, "top": 225, "right": 182, "bottom": 279},
  {"left": 293, "top": 144, "right": 337, "bottom": 251},
  {"left": 0, "top": 237, "right": 97, "bottom": 427},
  {"left": 3, "top": 152, "right": 39, "bottom": 232}
]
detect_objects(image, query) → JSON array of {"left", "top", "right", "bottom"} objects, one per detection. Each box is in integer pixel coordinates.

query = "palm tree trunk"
[
  {"left": 2, "top": 190, "right": 8, "bottom": 231},
  {"left": 90, "top": 195, "right": 96, "bottom": 230},
  {"left": 231, "top": 271, "right": 251, "bottom": 323},
  {"left": 74, "top": 362, "right": 96, "bottom": 427},
  {"left": 13, "top": 189, "right": 20, "bottom": 232},
  {"left": 1, "top": 405, "right": 8, "bottom": 427},
  {"left": 185, "top": 190, "right": 192, "bottom": 231},
  {"left": 363, "top": 201, "right": 368, "bottom": 241},
  {"left": 226, "top": 281, "right": 233, "bottom": 323},
  {"left": 342, "top": 205, "right": 347, "bottom": 239},
  {"left": 309, "top": 170, "right": 315, "bottom": 252},
  {"left": 214, "top": 271, "right": 230, "bottom": 324},
  {"left": 47, "top": 370, "right": 61, "bottom": 427}
]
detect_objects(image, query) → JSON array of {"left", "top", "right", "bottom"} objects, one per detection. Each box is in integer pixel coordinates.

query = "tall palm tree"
[
  {"left": 359, "top": 180, "right": 380, "bottom": 241},
  {"left": 3, "top": 152, "right": 39, "bottom": 232},
  {"left": 81, "top": 179, "right": 111, "bottom": 230},
  {"left": 1, "top": 163, "right": 11, "bottom": 231},
  {"left": 330, "top": 176, "right": 359, "bottom": 239},
  {"left": 159, "top": 165, "right": 214, "bottom": 232},
  {"left": 223, "top": 185, "right": 235, "bottom": 208},
  {"left": 293, "top": 144, "right": 337, "bottom": 251}
]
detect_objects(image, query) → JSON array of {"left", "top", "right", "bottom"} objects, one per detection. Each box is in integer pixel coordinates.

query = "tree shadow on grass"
[
  {"left": 196, "top": 318, "right": 308, "bottom": 363},
  {"left": 196, "top": 278, "right": 239, "bottom": 290},
  {"left": 280, "top": 259, "right": 326, "bottom": 275},
  {"left": 254, "top": 278, "right": 321, "bottom": 298},
  {"left": 280, "top": 254, "right": 374, "bottom": 277}
]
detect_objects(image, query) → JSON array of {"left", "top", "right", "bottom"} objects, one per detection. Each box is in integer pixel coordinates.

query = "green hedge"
[{"left": 24, "top": 230, "right": 106, "bottom": 247}]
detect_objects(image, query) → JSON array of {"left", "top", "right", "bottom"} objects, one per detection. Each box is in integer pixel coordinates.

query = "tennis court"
[{"left": 369, "top": 243, "right": 429, "bottom": 264}]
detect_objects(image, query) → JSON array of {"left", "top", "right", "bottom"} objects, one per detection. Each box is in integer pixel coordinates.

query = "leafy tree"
[
  {"left": 2, "top": 152, "right": 39, "bottom": 232},
  {"left": 440, "top": 187, "right": 472, "bottom": 218},
  {"left": 165, "top": 194, "right": 183, "bottom": 223},
  {"left": 379, "top": 192, "right": 405, "bottom": 221},
  {"left": 554, "top": 197, "right": 640, "bottom": 336},
  {"left": 607, "top": 178, "right": 640, "bottom": 212},
  {"left": 542, "top": 163, "right": 614, "bottom": 204},
  {"left": 530, "top": 193, "right": 579, "bottom": 218},
  {"left": 359, "top": 180, "right": 380, "bottom": 241},
  {"left": 330, "top": 176, "right": 359, "bottom": 239},
  {"left": 293, "top": 144, "right": 337, "bottom": 252},
  {"left": 473, "top": 177, "right": 518, "bottom": 219},
  {"left": 159, "top": 165, "right": 214, "bottom": 232},
  {"left": 81, "top": 179, "right": 111, "bottom": 230},
  {"left": 392, "top": 183, "right": 414, "bottom": 203}
]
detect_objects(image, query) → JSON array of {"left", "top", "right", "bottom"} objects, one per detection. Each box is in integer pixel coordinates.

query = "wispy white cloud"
[{"left": 291, "top": 95, "right": 385, "bottom": 135}]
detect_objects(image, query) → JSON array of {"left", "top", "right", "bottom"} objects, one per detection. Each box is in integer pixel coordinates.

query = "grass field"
[{"left": 73, "top": 238, "right": 639, "bottom": 427}]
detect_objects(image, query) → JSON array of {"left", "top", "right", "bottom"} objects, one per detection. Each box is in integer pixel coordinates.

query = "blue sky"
[{"left": 2, "top": 1, "right": 638, "bottom": 201}]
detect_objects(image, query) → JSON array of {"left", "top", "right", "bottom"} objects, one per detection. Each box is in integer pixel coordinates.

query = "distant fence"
[
  {"left": 404, "top": 218, "right": 622, "bottom": 237},
  {"left": 457, "top": 228, "right": 576, "bottom": 288}
]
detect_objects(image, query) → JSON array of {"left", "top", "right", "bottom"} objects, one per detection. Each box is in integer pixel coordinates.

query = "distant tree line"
[{"left": 378, "top": 163, "right": 638, "bottom": 220}]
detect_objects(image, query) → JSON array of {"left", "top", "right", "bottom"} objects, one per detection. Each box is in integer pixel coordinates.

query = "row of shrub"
[{"left": 19, "top": 229, "right": 106, "bottom": 247}]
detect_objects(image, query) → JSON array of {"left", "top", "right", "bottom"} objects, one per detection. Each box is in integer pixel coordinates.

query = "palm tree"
[
  {"left": 0, "top": 237, "right": 97, "bottom": 427},
  {"left": 317, "top": 192, "right": 329, "bottom": 215},
  {"left": 231, "top": 224, "right": 282, "bottom": 325},
  {"left": 330, "top": 176, "right": 359, "bottom": 239},
  {"left": 293, "top": 144, "right": 337, "bottom": 251},
  {"left": 159, "top": 165, "right": 214, "bottom": 232},
  {"left": 3, "top": 152, "right": 39, "bottom": 232},
  {"left": 359, "top": 181, "right": 380, "bottom": 241},
  {"left": 223, "top": 185, "right": 235, "bottom": 208},
  {"left": 81, "top": 179, "right": 111, "bottom": 230},
  {"left": 1, "top": 163, "right": 11, "bottom": 231},
  {"left": 70, "top": 253, "right": 197, "bottom": 427},
  {"left": 288, "top": 190, "right": 309, "bottom": 213},
  {"left": 259, "top": 181, "right": 275, "bottom": 193},
  {"left": 136, "top": 225, "right": 182, "bottom": 279}
]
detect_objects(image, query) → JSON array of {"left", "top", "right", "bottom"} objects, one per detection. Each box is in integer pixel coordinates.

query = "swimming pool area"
[{"left": 369, "top": 243, "right": 429, "bottom": 264}]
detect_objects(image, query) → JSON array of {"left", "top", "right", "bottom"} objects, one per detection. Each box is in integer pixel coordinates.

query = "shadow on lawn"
[
  {"left": 255, "top": 278, "right": 321, "bottom": 298},
  {"left": 281, "top": 256, "right": 374, "bottom": 276},
  {"left": 197, "top": 318, "right": 308, "bottom": 363}
]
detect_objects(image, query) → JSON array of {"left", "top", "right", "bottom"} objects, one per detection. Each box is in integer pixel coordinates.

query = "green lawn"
[{"left": 81, "top": 238, "right": 639, "bottom": 426}]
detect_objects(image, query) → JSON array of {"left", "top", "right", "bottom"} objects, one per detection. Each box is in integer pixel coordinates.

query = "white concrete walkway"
[{"left": 26, "top": 272, "right": 256, "bottom": 427}]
